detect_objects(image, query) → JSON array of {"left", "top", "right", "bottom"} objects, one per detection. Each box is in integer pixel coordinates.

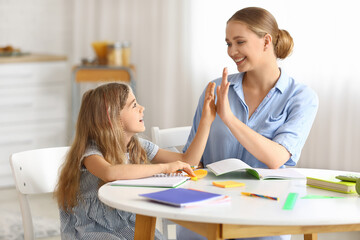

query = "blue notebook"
[{"left": 139, "top": 188, "right": 226, "bottom": 207}]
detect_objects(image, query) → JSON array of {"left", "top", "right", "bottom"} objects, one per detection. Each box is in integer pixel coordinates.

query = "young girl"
[
  {"left": 178, "top": 7, "right": 318, "bottom": 240},
  {"left": 54, "top": 82, "right": 216, "bottom": 240}
]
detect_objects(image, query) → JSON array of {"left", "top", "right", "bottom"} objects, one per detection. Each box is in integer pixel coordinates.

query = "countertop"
[{"left": 0, "top": 54, "right": 67, "bottom": 64}]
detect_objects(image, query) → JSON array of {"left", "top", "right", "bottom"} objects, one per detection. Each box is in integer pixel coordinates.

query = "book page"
[
  {"left": 207, "top": 158, "right": 253, "bottom": 176},
  {"left": 255, "top": 168, "right": 305, "bottom": 179}
]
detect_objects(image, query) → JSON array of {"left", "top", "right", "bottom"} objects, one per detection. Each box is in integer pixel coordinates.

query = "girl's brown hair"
[
  {"left": 55, "top": 83, "right": 147, "bottom": 212},
  {"left": 228, "top": 7, "right": 294, "bottom": 59}
]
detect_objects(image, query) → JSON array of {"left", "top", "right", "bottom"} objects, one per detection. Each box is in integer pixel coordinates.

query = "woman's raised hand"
[
  {"left": 216, "top": 67, "right": 232, "bottom": 123},
  {"left": 201, "top": 82, "right": 216, "bottom": 124}
]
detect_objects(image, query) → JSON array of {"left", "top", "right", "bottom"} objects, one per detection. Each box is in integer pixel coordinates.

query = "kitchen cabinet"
[{"left": 0, "top": 55, "right": 69, "bottom": 187}]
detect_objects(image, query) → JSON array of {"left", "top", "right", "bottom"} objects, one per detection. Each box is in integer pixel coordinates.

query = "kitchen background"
[{"left": 1, "top": 0, "right": 360, "bottom": 239}]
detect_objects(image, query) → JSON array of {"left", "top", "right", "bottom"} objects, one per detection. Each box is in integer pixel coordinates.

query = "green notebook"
[{"left": 306, "top": 177, "right": 356, "bottom": 194}]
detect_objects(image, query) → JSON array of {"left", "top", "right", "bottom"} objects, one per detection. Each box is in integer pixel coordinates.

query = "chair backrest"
[
  {"left": 151, "top": 127, "right": 191, "bottom": 240},
  {"left": 9, "top": 146, "right": 70, "bottom": 240},
  {"left": 151, "top": 126, "right": 191, "bottom": 149}
]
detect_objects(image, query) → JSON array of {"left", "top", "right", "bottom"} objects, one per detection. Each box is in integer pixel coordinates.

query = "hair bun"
[{"left": 275, "top": 29, "right": 294, "bottom": 59}]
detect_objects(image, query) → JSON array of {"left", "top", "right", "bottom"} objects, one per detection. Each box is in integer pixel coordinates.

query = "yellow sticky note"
[
  {"left": 213, "top": 181, "right": 245, "bottom": 188},
  {"left": 186, "top": 169, "right": 208, "bottom": 181}
]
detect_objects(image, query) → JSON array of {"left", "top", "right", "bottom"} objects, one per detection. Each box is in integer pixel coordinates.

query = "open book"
[
  {"left": 109, "top": 174, "right": 190, "bottom": 188},
  {"left": 206, "top": 158, "right": 305, "bottom": 180}
]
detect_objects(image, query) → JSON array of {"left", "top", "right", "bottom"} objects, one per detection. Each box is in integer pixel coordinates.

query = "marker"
[{"left": 241, "top": 192, "right": 278, "bottom": 201}]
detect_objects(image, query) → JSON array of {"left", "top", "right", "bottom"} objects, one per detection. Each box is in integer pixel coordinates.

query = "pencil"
[
  {"left": 241, "top": 192, "right": 278, "bottom": 201},
  {"left": 177, "top": 166, "right": 198, "bottom": 172}
]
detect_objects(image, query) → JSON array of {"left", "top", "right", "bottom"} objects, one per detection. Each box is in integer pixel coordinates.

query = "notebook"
[
  {"left": 139, "top": 188, "right": 228, "bottom": 207},
  {"left": 109, "top": 174, "right": 190, "bottom": 188},
  {"left": 206, "top": 158, "right": 305, "bottom": 179},
  {"left": 306, "top": 177, "right": 356, "bottom": 194}
]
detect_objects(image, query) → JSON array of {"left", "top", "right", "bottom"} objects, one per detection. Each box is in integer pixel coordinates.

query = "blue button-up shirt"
[{"left": 184, "top": 70, "right": 318, "bottom": 168}]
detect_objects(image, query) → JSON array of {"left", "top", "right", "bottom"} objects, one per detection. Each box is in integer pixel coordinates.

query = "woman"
[{"left": 177, "top": 7, "right": 318, "bottom": 240}]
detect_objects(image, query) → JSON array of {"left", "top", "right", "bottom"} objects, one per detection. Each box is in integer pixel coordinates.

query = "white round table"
[{"left": 98, "top": 168, "right": 360, "bottom": 240}]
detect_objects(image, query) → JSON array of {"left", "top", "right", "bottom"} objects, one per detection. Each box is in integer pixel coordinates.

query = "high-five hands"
[
  {"left": 202, "top": 82, "right": 216, "bottom": 124},
  {"left": 216, "top": 67, "right": 233, "bottom": 123}
]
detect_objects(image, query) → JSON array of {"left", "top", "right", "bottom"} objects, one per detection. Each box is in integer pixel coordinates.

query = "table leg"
[
  {"left": 304, "top": 233, "right": 318, "bottom": 240},
  {"left": 170, "top": 219, "right": 223, "bottom": 240},
  {"left": 134, "top": 214, "right": 156, "bottom": 240},
  {"left": 206, "top": 224, "right": 222, "bottom": 240}
]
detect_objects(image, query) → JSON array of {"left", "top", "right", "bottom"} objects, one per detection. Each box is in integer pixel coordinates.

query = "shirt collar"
[
  {"left": 227, "top": 72, "right": 245, "bottom": 101},
  {"left": 273, "top": 68, "right": 288, "bottom": 94},
  {"left": 228, "top": 72, "right": 245, "bottom": 86},
  {"left": 229, "top": 69, "right": 288, "bottom": 94}
]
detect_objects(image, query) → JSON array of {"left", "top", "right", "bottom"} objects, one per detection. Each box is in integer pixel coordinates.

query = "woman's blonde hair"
[
  {"left": 55, "top": 83, "right": 147, "bottom": 212},
  {"left": 228, "top": 7, "right": 294, "bottom": 59}
]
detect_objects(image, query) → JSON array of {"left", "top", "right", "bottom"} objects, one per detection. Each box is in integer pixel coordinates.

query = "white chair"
[
  {"left": 151, "top": 126, "right": 191, "bottom": 151},
  {"left": 9, "top": 146, "right": 70, "bottom": 240},
  {"left": 151, "top": 126, "right": 191, "bottom": 240}
]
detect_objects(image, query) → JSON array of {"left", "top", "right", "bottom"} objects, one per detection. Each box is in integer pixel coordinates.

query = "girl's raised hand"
[
  {"left": 163, "top": 161, "right": 195, "bottom": 176},
  {"left": 216, "top": 67, "right": 232, "bottom": 123},
  {"left": 201, "top": 82, "right": 216, "bottom": 124}
]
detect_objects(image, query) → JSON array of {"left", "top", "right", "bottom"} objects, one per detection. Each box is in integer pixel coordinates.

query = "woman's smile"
[{"left": 234, "top": 56, "right": 246, "bottom": 65}]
